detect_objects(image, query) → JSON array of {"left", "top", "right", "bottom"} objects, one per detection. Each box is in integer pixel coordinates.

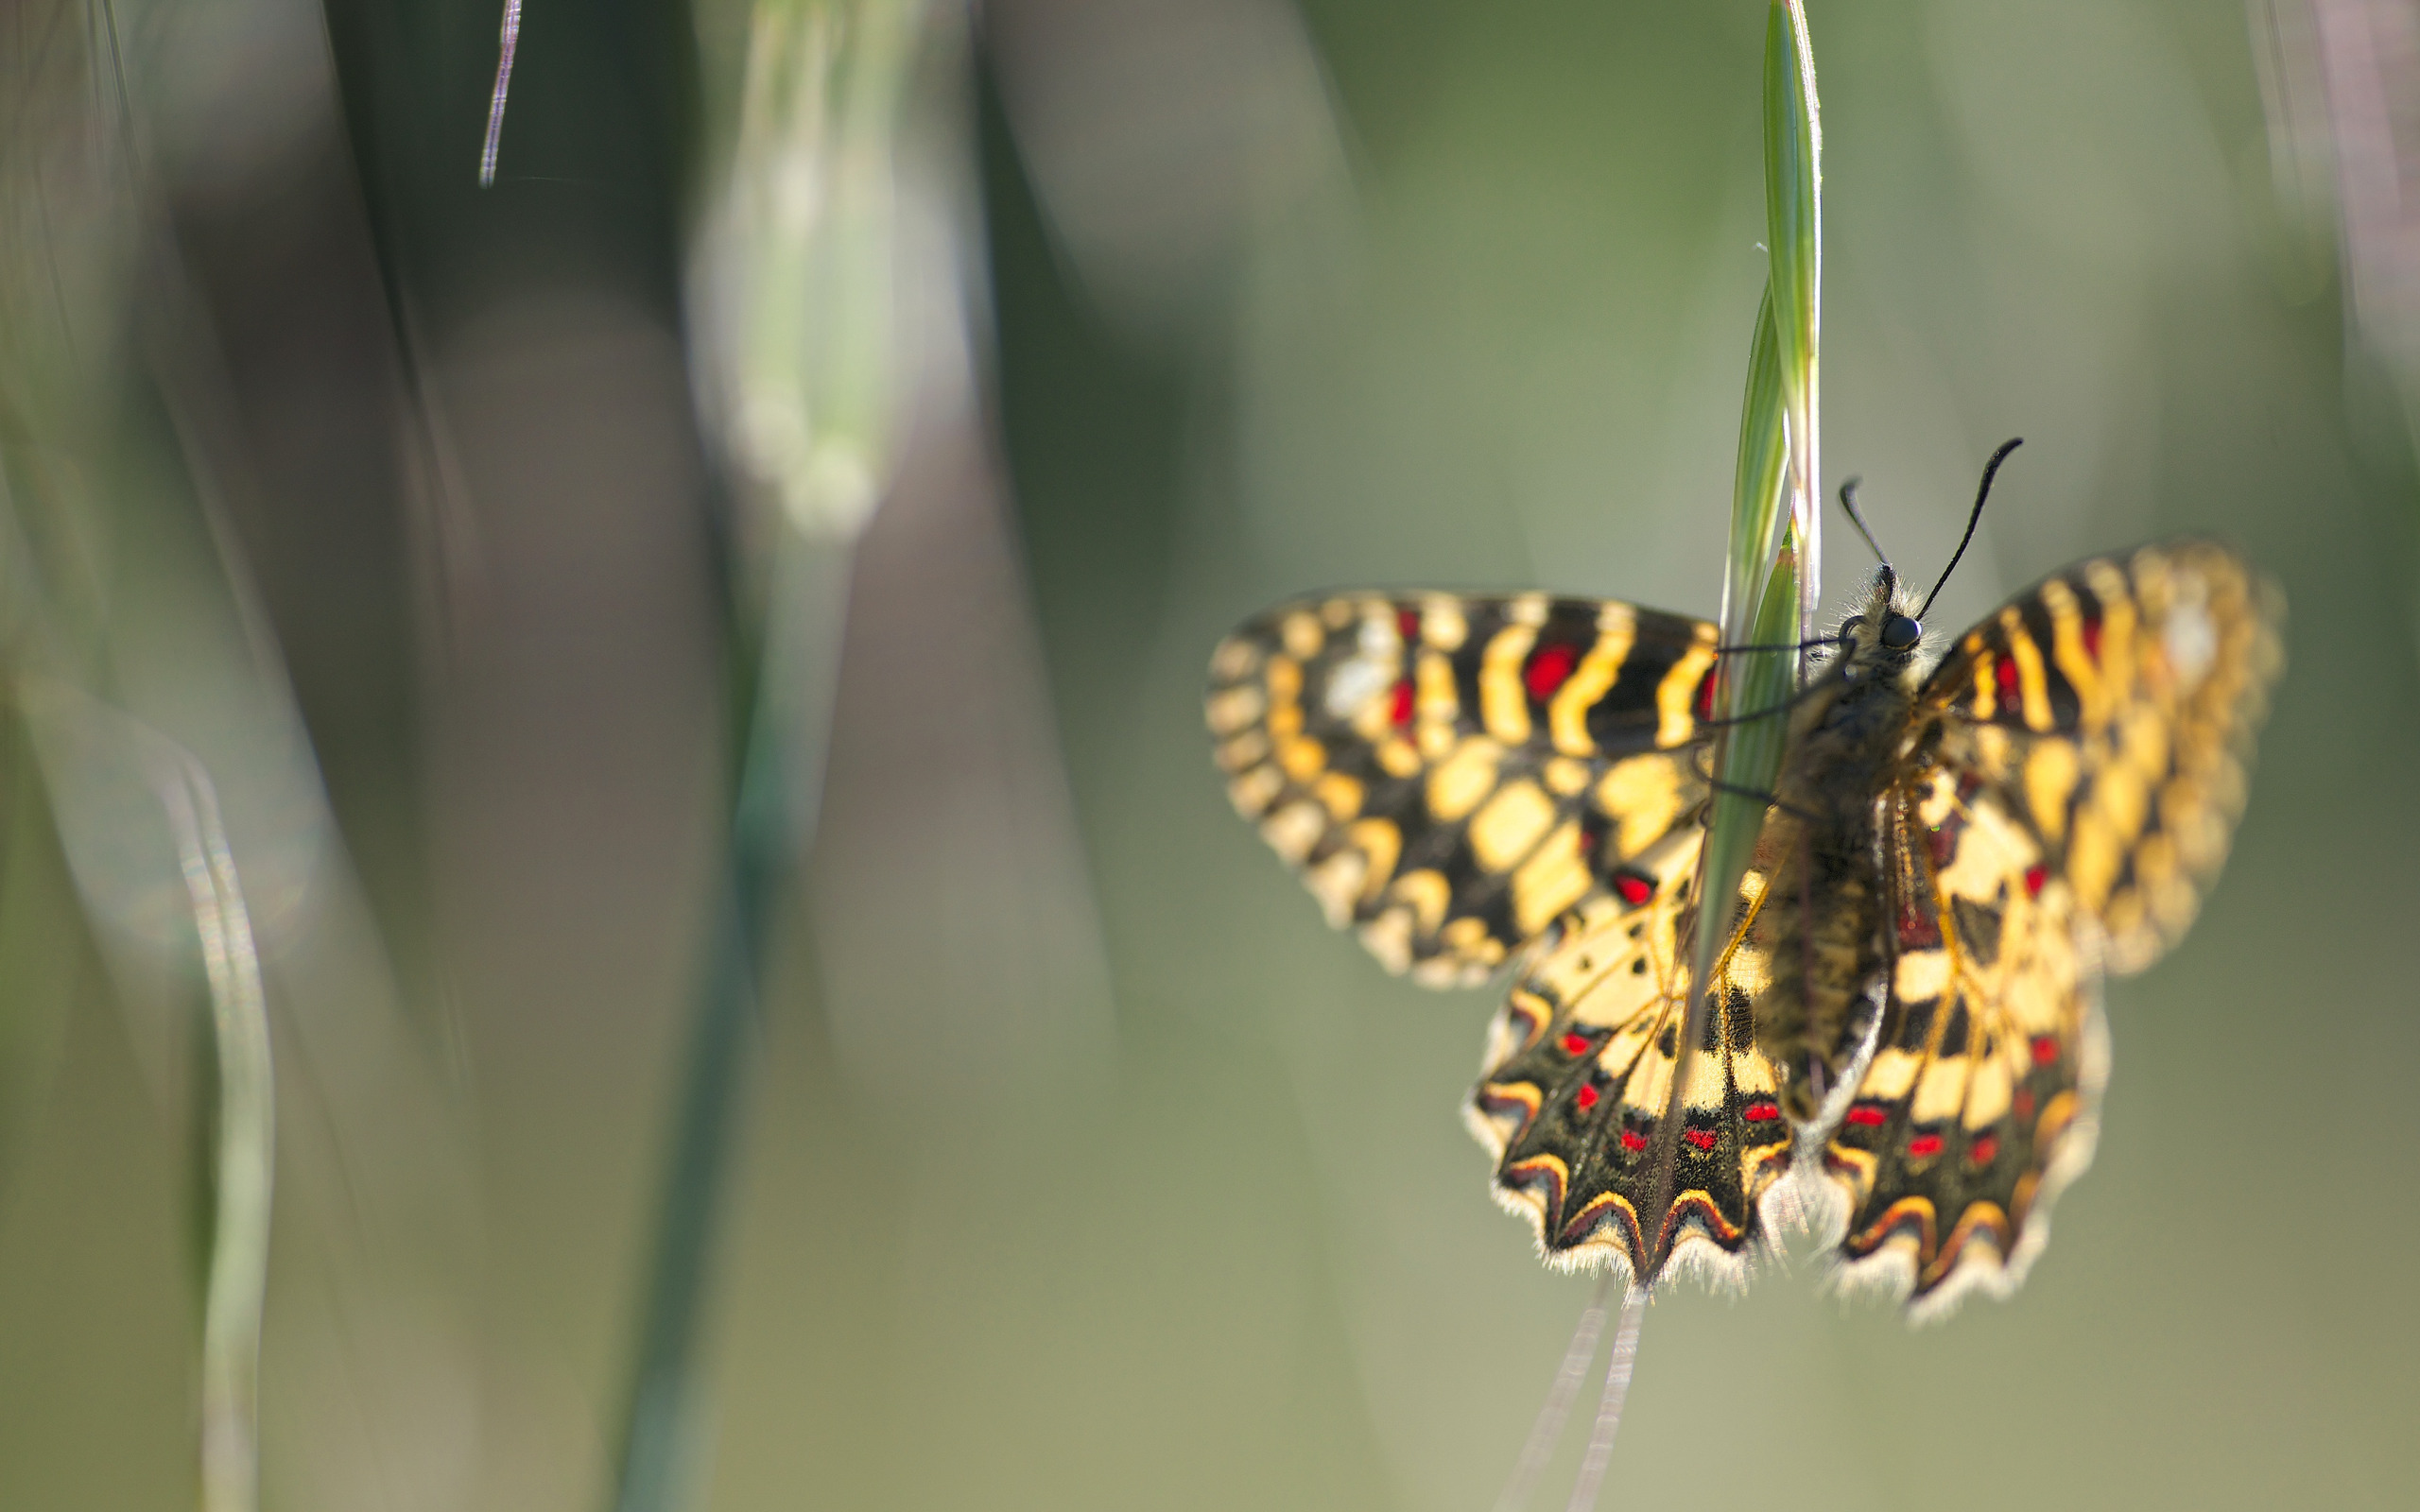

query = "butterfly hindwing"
[
  {"left": 1824, "top": 541, "right": 2281, "bottom": 1312},
  {"left": 1823, "top": 767, "right": 2107, "bottom": 1314},
  {"left": 1208, "top": 593, "right": 1720, "bottom": 986},
  {"left": 1468, "top": 829, "right": 1793, "bottom": 1286}
]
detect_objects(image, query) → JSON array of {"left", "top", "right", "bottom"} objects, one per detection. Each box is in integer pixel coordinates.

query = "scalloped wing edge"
[
  {"left": 1461, "top": 1096, "right": 1815, "bottom": 1299},
  {"left": 1814, "top": 986, "right": 2111, "bottom": 1324}
]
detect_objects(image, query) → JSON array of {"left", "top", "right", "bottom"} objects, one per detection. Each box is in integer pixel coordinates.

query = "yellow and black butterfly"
[{"left": 1205, "top": 454, "right": 2281, "bottom": 1316}]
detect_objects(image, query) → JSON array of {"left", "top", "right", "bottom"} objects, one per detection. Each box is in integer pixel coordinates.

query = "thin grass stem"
[
  {"left": 1563, "top": 1288, "right": 1649, "bottom": 1512},
  {"left": 605, "top": 528, "right": 854, "bottom": 1512},
  {"left": 604, "top": 1, "right": 933, "bottom": 1498},
  {"left": 1493, "top": 1267, "right": 1617, "bottom": 1512},
  {"left": 606, "top": 882, "right": 762, "bottom": 1512},
  {"left": 148, "top": 739, "right": 273, "bottom": 1512}
]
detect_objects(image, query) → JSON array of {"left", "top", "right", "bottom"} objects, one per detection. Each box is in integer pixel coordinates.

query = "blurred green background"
[{"left": 2, "top": 1, "right": 2415, "bottom": 1509}]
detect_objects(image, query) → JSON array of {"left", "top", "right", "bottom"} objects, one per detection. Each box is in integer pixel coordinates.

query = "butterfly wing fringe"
[{"left": 1822, "top": 984, "right": 2110, "bottom": 1323}]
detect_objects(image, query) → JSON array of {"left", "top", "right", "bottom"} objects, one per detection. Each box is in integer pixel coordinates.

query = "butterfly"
[{"left": 1206, "top": 488, "right": 2281, "bottom": 1316}]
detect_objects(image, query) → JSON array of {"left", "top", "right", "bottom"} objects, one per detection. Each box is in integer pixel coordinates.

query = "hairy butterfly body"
[{"left": 1209, "top": 540, "right": 2279, "bottom": 1314}]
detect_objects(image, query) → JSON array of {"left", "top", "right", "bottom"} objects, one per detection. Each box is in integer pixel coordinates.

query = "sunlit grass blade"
[
  {"left": 1763, "top": 0, "right": 1822, "bottom": 595},
  {"left": 164, "top": 749, "right": 276, "bottom": 1512},
  {"left": 1723, "top": 286, "right": 1787, "bottom": 635},
  {"left": 1700, "top": 0, "right": 1820, "bottom": 988},
  {"left": 25, "top": 689, "right": 280, "bottom": 1512},
  {"left": 1668, "top": 0, "right": 1820, "bottom": 1267}
]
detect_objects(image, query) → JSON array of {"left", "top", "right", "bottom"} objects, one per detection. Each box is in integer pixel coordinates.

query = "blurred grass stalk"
[
  {"left": 1679, "top": 0, "right": 1820, "bottom": 1161},
  {"left": 7, "top": 675, "right": 281, "bottom": 1512},
  {"left": 150, "top": 732, "right": 275, "bottom": 1512},
  {"left": 612, "top": 3, "right": 940, "bottom": 1509},
  {"left": 6, "top": 460, "right": 281, "bottom": 1512},
  {"left": 9, "top": 683, "right": 280, "bottom": 1512},
  {"left": 3, "top": 14, "right": 277, "bottom": 1511}
]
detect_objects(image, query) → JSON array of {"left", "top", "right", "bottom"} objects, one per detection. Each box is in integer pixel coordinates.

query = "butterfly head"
[
  {"left": 1828, "top": 438, "right": 2025, "bottom": 691},
  {"left": 1833, "top": 567, "right": 1927, "bottom": 684}
]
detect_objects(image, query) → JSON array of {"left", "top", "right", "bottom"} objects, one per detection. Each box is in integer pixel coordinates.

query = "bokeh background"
[{"left": 2, "top": 1, "right": 2416, "bottom": 1510}]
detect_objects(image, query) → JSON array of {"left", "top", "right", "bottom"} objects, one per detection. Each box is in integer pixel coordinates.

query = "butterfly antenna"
[
  {"left": 1918, "top": 438, "right": 2024, "bottom": 619},
  {"left": 1563, "top": 1288, "right": 1649, "bottom": 1512},
  {"left": 1491, "top": 1269, "right": 1616, "bottom": 1512},
  {"left": 1835, "top": 477, "right": 1893, "bottom": 575}
]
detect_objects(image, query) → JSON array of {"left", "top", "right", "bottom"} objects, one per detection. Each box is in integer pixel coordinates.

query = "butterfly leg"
[{"left": 1703, "top": 777, "right": 1820, "bottom": 823}]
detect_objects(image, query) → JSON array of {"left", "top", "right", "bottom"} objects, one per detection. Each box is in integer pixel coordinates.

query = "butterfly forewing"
[
  {"left": 1912, "top": 540, "right": 2281, "bottom": 973},
  {"left": 1207, "top": 593, "right": 1720, "bottom": 986},
  {"left": 1468, "top": 832, "right": 1791, "bottom": 1286},
  {"left": 1824, "top": 541, "right": 2281, "bottom": 1312}
]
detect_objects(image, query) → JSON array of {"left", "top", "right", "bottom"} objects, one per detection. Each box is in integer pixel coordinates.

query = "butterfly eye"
[{"left": 1880, "top": 614, "right": 1922, "bottom": 649}]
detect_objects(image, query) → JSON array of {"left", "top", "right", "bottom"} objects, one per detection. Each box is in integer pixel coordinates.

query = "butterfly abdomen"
[
  {"left": 1753, "top": 665, "right": 1920, "bottom": 1120},
  {"left": 1751, "top": 809, "right": 1887, "bottom": 1121}
]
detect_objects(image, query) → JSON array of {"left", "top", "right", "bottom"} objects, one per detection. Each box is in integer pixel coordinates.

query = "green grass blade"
[
  {"left": 1763, "top": 0, "right": 1823, "bottom": 623},
  {"left": 608, "top": 529, "right": 854, "bottom": 1512},
  {"left": 166, "top": 752, "right": 276, "bottom": 1512},
  {"left": 14, "top": 684, "right": 282, "bottom": 1512},
  {"left": 1690, "top": 538, "right": 1800, "bottom": 1032},
  {"left": 1666, "top": 0, "right": 1821, "bottom": 1274},
  {"left": 609, "top": 5, "right": 931, "bottom": 1506},
  {"left": 1723, "top": 286, "right": 1787, "bottom": 635}
]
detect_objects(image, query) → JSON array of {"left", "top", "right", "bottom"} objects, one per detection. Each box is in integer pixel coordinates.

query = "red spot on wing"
[
  {"left": 1906, "top": 1132, "right": 1945, "bottom": 1160},
  {"left": 1618, "top": 1128, "right": 1649, "bottom": 1153},
  {"left": 1525, "top": 643, "right": 1580, "bottom": 701},
  {"left": 1682, "top": 1127, "right": 1719, "bottom": 1153},
  {"left": 1995, "top": 655, "right": 2020, "bottom": 697},
  {"left": 2029, "top": 1034, "right": 2060, "bottom": 1068},
  {"left": 1397, "top": 609, "right": 1422, "bottom": 645},
  {"left": 1693, "top": 668, "right": 1717, "bottom": 722},
  {"left": 1844, "top": 1104, "right": 1889, "bottom": 1127},
  {"left": 2081, "top": 615, "right": 2102, "bottom": 660},
  {"left": 1389, "top": 678, "right": 1416, "bottom": 729},
  {"left": 1560, "top": 1032, "right": 1593, "bottom": 1056},
  {"left": 1968, "top": 1134, "right": 2000, "bottom": 1166},
  {"left": 1574, "top": 1084, "right": 1600, "bottom": 1112},
  {"left": 1611, "top": 869, "right": 1655, "bottom": 907},
  {"left": 2013, "top": 1087, "right": 2036, "bottom": 1122},
  {"left": 1742, "top": 1099, "right": 1781, "bottom": 1123},
  {"left": 2023, "top": 864, "right": 2048, "bottom": 899}
]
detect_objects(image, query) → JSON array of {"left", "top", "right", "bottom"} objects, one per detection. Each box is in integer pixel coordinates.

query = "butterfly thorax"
[{"left": 1751, "top": 575, "right": 1930, "bottom": 1120}]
